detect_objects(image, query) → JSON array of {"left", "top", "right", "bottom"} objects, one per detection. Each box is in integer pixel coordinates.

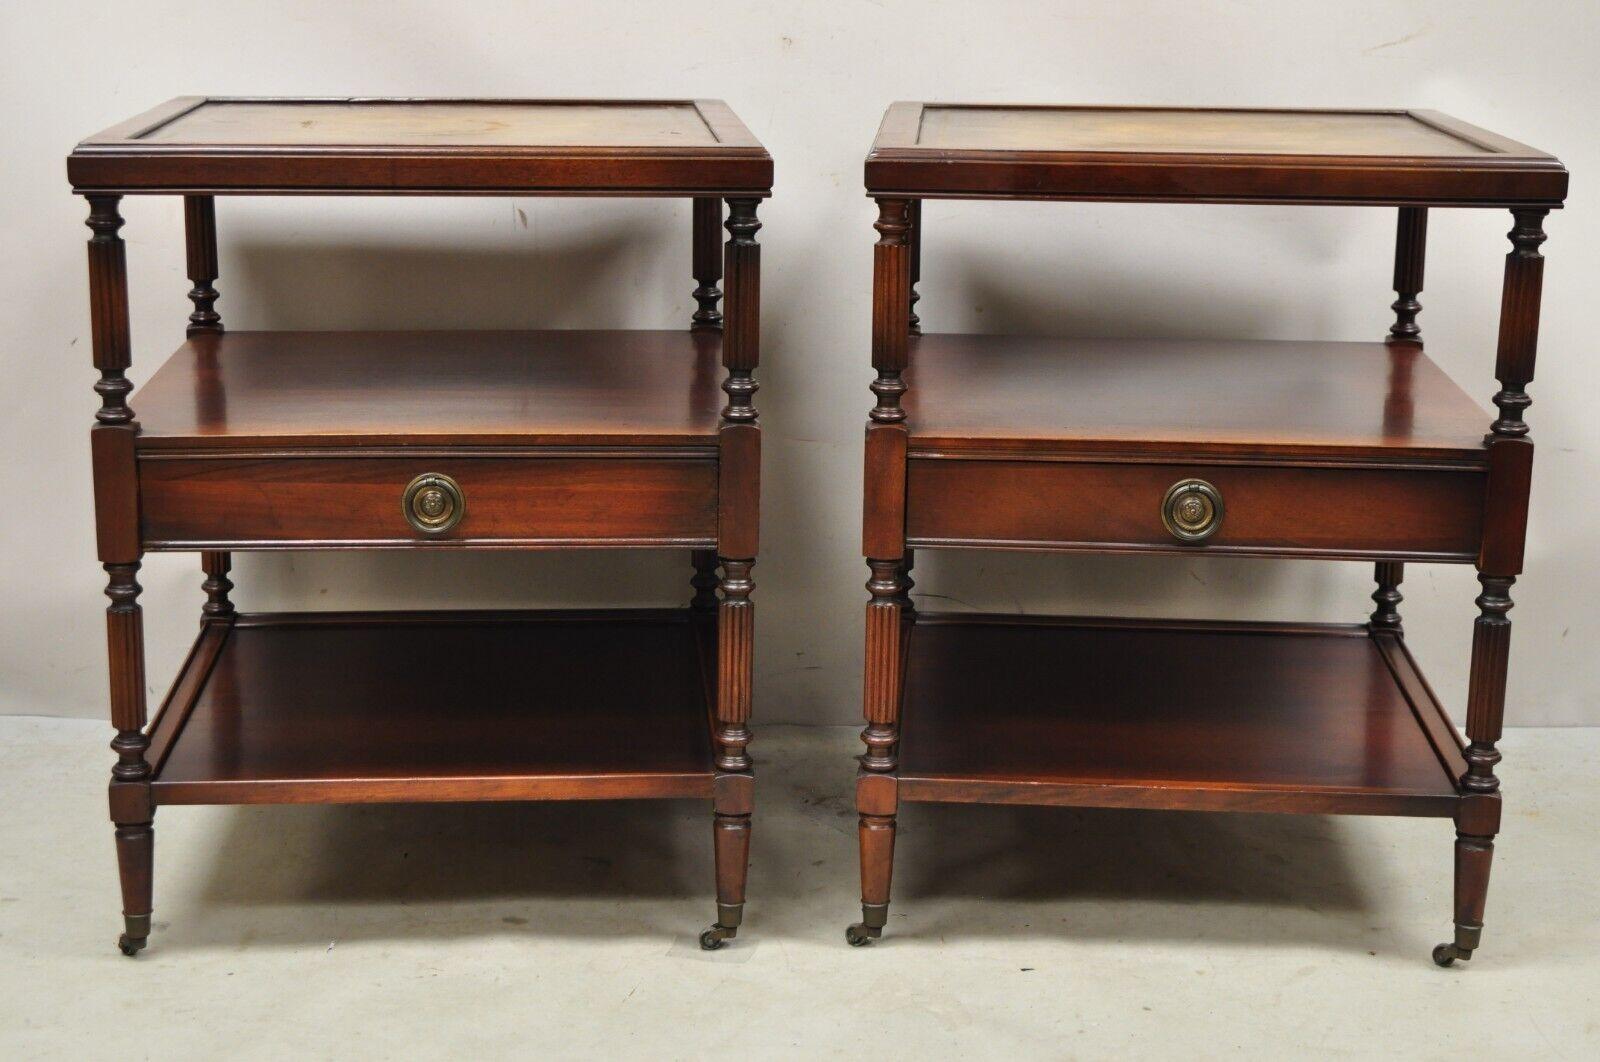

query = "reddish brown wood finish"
[
  {"left": 703, "top": 195, "right": 761, "bottom": 948},
  {"left": 905, "top": 458, "right": 1485, "bottom": 560},
  {"left": 69, "top": 97, "right": 773, "bottom": 196},
  {"left": 1388, "top": 207, "right": 1427, "bottom": 344},
  {"left": 74, "top": 98, "right": 771, "bottom": 953},
  {"left": 902, "top": 336, "right": 1492, "bottom": 462},
  {"left": 895, "top": 615, "right": 1461, "bottom": 815},
  {"left": 854, "top": 104, "right": 1564, "bottom": 961},
  {"left": 866, "top": 104, "right": 1566, "bottom": 206},
  {"left": 183, "top": 196, "right": 222, "bottom": 336},
  {"left": 132, "top": 330, "right": 725, "bottom": 450},
  {"left": 149, "top": 612, "right": 716, "bottom": 804},
  {"left": 691, "top": 197, "right": 724, "bottom": 331},
  {"left": 139, "top": 453, "right": 718, "bottom": 549}
]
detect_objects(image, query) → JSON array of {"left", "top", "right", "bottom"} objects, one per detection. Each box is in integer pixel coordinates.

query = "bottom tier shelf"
[
  {"left": 897, "top": 614, "right": 1465, "bottom": 816},
  {"left": 146, "top": 610, "right": 717, "bottom": 805}
]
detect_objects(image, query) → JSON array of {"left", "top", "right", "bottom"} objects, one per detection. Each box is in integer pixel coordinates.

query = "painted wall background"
[{"left": 3, "top": 1, "right": 1596, "bottom": 725}]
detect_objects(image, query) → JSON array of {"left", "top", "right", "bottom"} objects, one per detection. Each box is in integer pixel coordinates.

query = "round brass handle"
[
  {"left": 1161, "top": 478, "right": 1223, "bottom": 543},
  {"left": 402, "top": 473, "right": 465, "bottom": 534}
]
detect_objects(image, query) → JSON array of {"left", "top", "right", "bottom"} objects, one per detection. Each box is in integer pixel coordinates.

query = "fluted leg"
[
  {"left": 1435, "top": 575, "right": 1513, "bottom": 966},
  {"left": 1387, "top": 206, "right": 1426, "bottom": 344},
  {"left": 105, "top": 562, "right": 153, "bottom": 956},
  {"left": 184, "top": 195, "right": 223, "bottom": 336},
  {"left": 702, "top": 558, "right": 754, "bottom": 950},
  {"left": 850, "top": 560, "right": 906, "bottom": 945}
]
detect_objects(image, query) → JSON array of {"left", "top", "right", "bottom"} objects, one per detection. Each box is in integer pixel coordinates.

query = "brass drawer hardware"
[
  {"left": 1161, "top": 478, "right": 1223, "bottom": 542},
  {"left": 402, "top": 472, "right": 464, "bottom": 534}
]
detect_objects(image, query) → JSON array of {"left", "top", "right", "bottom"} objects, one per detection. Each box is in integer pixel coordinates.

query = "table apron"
[
  {"left": 137, "top": 453, "right": 719, "bottom": 549},
  {"left": 904, "top": 457, "right": 1485, "bottom": 561}
]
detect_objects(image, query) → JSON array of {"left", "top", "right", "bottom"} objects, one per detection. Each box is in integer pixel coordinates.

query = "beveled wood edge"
[
  {"left": 81, "top": 96, "right": 209, "bottom": 143},
  {"left": 75, "top": 96, "right": 768, "bottom": 154},
  {"left": 858, "top": 182, "right": 1567, "bottom": 210},
  {"left": 153, "top": 773, "right": 715, "bottom": 806},
  {"left": 1405, "top": 109, "right": 1553, "bottom": 158},
  {"left": 906, "top": 446, "right": 1490, "bottom": 471},
  {"left": 70, "top": 97, "right": 772, "bottom": 197},
  {"left": 145, "top": 537, "right": 717, "bottom": 551},
  {"left": 1372, "top": 630, "right": 1470, "bottom": 788},
  {"left": 230, "top": 607, "right": 693, "bottom": 628},
  {"left": 691, "top": 99, "right": 766, "bottom": 149},
  {"left": 903, "top": 538, "right": 1478, "bottom": 564},
  {"left": 910, "top": 611, "right": 1371, "bottom": 637},
  {"left": 870, "top": 102, "right": 1559, "bottom": 160},
  {"left": 71, "top": 186, "right": 773, "bottom": 199},
  {"left": 137, "top": 444, "right": 723, "bottom": 458},
  {"left": 896, "top": 776, "right": 1459, "bottom": 817},
  {"left": 143, "top": 617, "right": 234, "bottom": 776}
]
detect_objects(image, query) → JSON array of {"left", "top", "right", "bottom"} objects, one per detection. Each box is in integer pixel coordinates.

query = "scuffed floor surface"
[{"left": 2, "top": 717, "right": 1597, "bottom": 1059}]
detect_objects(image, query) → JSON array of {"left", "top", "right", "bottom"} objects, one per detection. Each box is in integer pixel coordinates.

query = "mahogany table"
[
  {"left": 849, "top": 104, "right": 1567, "bottom": 966},
  {"left": 68, "top": 97, "right": 771, "bottom": 954}
]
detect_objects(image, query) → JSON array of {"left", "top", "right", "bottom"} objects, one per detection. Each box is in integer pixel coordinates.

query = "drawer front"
[
  {"left": 140, "top": 455, "right": 718, "bottom": 548},
  {"left": 906, "top": 458, "right": 1485, "bottom": 560}
]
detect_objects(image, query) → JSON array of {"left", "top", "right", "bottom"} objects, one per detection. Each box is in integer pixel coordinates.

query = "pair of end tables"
[{"left": 68, "top": 98, "right": 1566, "bottom": 967}]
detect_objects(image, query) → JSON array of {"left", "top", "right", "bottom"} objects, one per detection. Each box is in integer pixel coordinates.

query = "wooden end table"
[
  {"left": 849, "top": 104, "right": 1567, "bottom": 965},
  {"left": 68, "top": 97, "right": 771, "bottom": 954}
]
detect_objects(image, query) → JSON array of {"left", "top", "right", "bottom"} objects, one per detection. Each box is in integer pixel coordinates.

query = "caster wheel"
[
  {"left": 699, "top": 929, "right": 725, "bottom": 951},
  {"left": 117, "top": 934, "right": 145, "bottom": 957},
  {"left": 845, "top": 923, "right": 878, "bottom": 947},
  {"left": 1433, "top": 943, "right": 1468, "bottom": 967}
]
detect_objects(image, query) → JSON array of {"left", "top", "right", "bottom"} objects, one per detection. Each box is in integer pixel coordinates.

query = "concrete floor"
[{"left": 1, "top": 718, "right": 1596, "bottom": 1060}]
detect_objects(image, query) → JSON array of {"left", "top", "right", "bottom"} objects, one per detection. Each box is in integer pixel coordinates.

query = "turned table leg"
[
  {"left": 86, "top": 194, "right": 157, "bottom": 956},
  {"left": 1435, "top": 208, "right": 1547, "bottom": 967},
  {"left": 701, "top": 197, "right": 760, "bottom": 950},
  {"left": 850, "top": 197, "right": 913, "bottom": 947}
]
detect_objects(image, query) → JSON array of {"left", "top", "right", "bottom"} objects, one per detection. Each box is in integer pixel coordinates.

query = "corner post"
[
  {"left": 1436, "top": 208, "right": 1548, "bottom": 968},
  {"left": 702, "top": 196, "right": 761, "bottom": 950},
  {"left": 86, "top": 194, "right": 153, "bottom": 956},
  {"left": 851, "top": 197, "right": 913, "bottom": 947}
]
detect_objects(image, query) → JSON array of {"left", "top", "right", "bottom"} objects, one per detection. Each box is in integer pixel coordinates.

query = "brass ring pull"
[
  {"left": 1161, "top": 478, "right": 1223, "bottom": 543},
  {"left": 402, "top": 473, "right": 465, "bottom": 534}
]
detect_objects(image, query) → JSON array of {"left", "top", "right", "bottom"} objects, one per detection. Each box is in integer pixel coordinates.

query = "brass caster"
[
  {"left": 700, "top": 924, "right": 736, "bottom": 951},
  {"left": 846, "top": 923, "right": 880, "bottom": 947},
  {"left": 1433, "top": 943, "right": 1471, "bottom": 967},
  {"left": 117, "top": 933, "right": 146, "bottom": 957}
]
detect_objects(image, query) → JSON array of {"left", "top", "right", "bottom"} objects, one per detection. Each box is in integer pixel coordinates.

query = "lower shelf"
[
  {"left": 147, "top": 610, "right": 717, "bottom": 805},
  {"left": 897, "top": 614, "right": 1465, "bottom": 817}
]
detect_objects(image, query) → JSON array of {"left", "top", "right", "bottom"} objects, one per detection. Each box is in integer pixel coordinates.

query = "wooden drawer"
[
  {"left": 905, "top": 458, "right": 1486, "bottom": 561},
  {"left": 139, "top": 453, "right": 718, "bottom": 549}
]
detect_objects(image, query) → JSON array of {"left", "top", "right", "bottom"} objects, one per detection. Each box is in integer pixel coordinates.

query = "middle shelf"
[
  {"left": 903, "top": 334, "right": 1491, "bottom": 462},
  {"left": 131, "top": 329, "right": 726, "bottom": 450}
]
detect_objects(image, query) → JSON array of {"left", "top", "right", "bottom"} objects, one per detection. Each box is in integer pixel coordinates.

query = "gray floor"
[{"left": 2, "top": 717, "right": 1596, "bottom": 1060}]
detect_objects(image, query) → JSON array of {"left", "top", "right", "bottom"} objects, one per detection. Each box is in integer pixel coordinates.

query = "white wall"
[{"left": 3, "top": 1, "right": 1596, "bottom": 726}]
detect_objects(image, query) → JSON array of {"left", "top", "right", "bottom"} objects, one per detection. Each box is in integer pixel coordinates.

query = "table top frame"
[
  {"left": 69, "top": 96, "right": 773, "bottom": 196},
  {"left": 865, "top": 103, "right": 1566, "bottom": 206}
]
